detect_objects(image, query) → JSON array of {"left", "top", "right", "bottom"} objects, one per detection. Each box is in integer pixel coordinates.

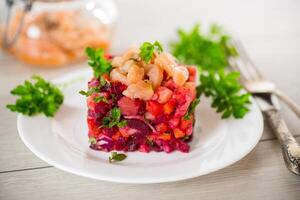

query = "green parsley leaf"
[
  {"left": 109, "top": 152, "right": 127, "bottom": 163},
  {"left": 79, "top": 87, "right": 100, "bottom": 97},
  {"left": 101, "top": 107, "right": 127, "bottom": 128},
  {"left": 99, "top": 76, "right": 108, "bottom": 87},
  {"left": 171, "top": 24, "right": 238, "bottom": 70},
  {"left": 86, "top": 47, "right": 112, "bottom": 78},
  {"left": 139, "top": 41, "right": 163, "bottom": 63},
  {"left": 198, "top": 70, "right": 251, "bottom": 119},
  {"left": 183, "top": 98, "right": 200, "bottom": 120},
  {"left": 6, "top": 75, "right": 64, "bottom": 117},
  {"left": 171, "top": 23, "right": 250, "bottom": 119},
  {"left": 93, "top": 96, "right": 108, "bottom": 103}
]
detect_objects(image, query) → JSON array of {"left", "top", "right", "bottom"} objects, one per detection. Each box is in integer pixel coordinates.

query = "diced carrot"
[
  {"left": 155, "top": 123, "right": 169, "bottom": 133},
  {"left": 119, "top": 128, "right": 129, "bottom": 138},
  {"left": 158, "top": 133, "right": 171, "bottom": 140},
  {"left": 180, "top": 116, "right": 194, "bottom": 130},
  {"left": 112, "top": 131, "right": 122, "bottom": 140},
  {"left": 163, "top": 99, "right": 176, "bottom": 115},
  {"left": 173, "top": 128, "right": 185, "bottom": 139},
  {"left": 102, "top": 73, "right": 111, "bottom": 82}
]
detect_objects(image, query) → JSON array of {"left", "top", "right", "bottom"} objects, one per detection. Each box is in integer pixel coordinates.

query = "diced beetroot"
[
  {"left": 126, "top": 136, "right": 140, "bottom": 151},
  {"left": 139, "top": 144, "right": 150, "bottom": 153},
  {"left": 102, "top": 127, "right": 116, "bottom": 137},
  {"left": 163, "top": 142, "right": 174, "bottom": 153},
  {"left": 94, "top": 101, "right": 111, "bottom": 115},
  {"left": 100, "top": 81, "right": 127, "bottom": 100},
  {"left": 152, "top": 114, "right": 168, "bottom": 125},
  {"left": 90, "top": 135, "right": 114, "bottom": 152},
  {"left": 126, "top": 119, "right": 150, "bottom": 136},
  {"left": 138, "top": 101, "right": 146, "bottom": 115},
  {"left": 114, "top": 137, "right": 126, "bottom": 150},
  {"left": 152, "top": 139, "right": 164, "bottom": 152},
  {"left": 111, "top": 82, "right": 127, "bottom": 100},
  {"left": 176, "top": 140, "right": 190, "bottom": 153}
]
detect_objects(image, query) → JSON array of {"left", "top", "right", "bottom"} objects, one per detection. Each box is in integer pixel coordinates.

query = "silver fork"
[
  {"left": 231, "top": 41, "right": 300, "bottom": 118},
  {"left": 230, "top": 40, "right": 300, "bottom": 175}
]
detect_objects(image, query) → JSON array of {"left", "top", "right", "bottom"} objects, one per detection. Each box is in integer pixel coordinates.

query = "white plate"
[{"left": 17, "top": 68, "right": 263, "bottom": 184}]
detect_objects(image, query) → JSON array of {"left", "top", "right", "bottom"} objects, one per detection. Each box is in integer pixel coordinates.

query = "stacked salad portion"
[{"left": 84, "top": 42, "right": 197, "bottom": 153}]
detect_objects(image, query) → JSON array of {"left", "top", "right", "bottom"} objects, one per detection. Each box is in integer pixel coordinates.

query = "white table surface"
[{"left": 0, "top": 0, "right": 300, "bottom": 199}]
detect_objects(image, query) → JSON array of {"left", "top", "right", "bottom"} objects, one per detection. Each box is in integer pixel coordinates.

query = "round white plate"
[{"left": 17, "top": 68, "right": 263, "bottom": 184}]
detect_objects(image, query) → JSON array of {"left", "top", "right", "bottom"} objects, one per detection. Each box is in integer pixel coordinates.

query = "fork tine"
[{"left": 232, "top": 40, "right": 264, "bottom": 80}]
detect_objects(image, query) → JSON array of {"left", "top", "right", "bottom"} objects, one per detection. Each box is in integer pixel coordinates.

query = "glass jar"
[{"left": 0, "top": 0, "right": 117, "bottom": 67}]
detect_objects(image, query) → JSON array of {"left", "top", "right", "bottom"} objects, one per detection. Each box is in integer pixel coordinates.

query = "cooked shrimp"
[
  {"left": 123, "top": 80, "right": 154, "bottom": 100},
  {"left": 110, "top": 68, "right": 128, "bottom": 85},
  {"left": 122, "top": 45, "right": 140, "bottom": 62},
  {"left": 111, "top": 56, "right": 125, "bottom": 68},
  {"left": 154, "top": 52, "right": 176, "bottom": 76},
  {"left": 127, "top": 64, "right": 145, "bottom": 84},
  {"left": 119, "top": 60, "right": 134, "bottom": 74},
  {"left": 172, "top": 66, "right": 189, "bottom": 86},
  {"left": 147, "top": 64, "right": 163, "bottom": 89}
]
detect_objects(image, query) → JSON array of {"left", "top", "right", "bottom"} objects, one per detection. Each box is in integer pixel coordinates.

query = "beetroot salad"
[{"left": 83, "top": 42, "right": 197, "bottom": 153}]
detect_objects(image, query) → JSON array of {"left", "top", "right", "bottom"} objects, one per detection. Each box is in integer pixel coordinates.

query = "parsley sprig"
[
  {"left": 171, "top": 23, "right": 250, "bottom": 119},
  {"left": 198, "top": 70, "right": 250, "bottom": 118},
  {"left": 102, "top": 107, "right": 127, "bottom": 128},
  {"left": 109, "top": 152, "right": 127, "bottom": 163},
  {"left": 86, "top": 47, "right": 112, "bottom": 78},
  {"left": 6, "top": 76, "right": 64, "bottom": 117},
  {"left": 171, "top": 24, "right": 237, "bottom": 70},
  {"left": 139, "top": 41, "right": 163, "bottom": 63}
]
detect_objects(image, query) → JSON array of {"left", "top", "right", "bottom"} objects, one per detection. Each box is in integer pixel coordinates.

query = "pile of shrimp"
[
  {"left": 1, "top": 10, "right": 110, "bottom": 67},
  {"left": 110, "top": 46, "right": 191, "bottom": 101}
]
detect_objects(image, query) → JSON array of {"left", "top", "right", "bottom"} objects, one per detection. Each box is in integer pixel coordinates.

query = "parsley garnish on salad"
[
  {"left": 6, "top": 75, "right": 64, "bottom": 117},
  {"left": 79, "top": 87, "right": 100, "bottom": 97},
  {"left": 86, "top": 47, "right": 112, "bottom": 78},
  {"left": 171, "top": 23, "right": 250, "bottom": 119},
  {"left": 101, "top": 107, "right": 127, "bottom": 128},
  {"left": 139, "top": 41, "right": 163, "bottom": 63}
]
